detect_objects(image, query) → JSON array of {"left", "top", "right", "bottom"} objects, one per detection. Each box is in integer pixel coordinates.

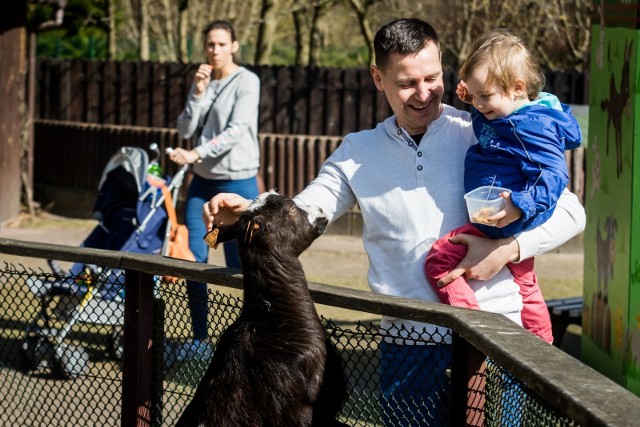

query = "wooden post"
[
  {"left": 0, "top": 1, "right": 27, "bottom": 223},
  {"left": 121, "top": 270, "right": 155, "bottom": 427},
  {"left": 450, "top": 333, "right": 486, "bottom": 426},
  {"left": 583, "top": 1, "right": 640, "bottom": 396}
]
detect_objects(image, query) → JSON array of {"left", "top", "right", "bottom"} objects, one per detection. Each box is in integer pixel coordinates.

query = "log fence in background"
[
  {"left": 36, "top": 59, "right": 588, "bottom": 137},
  {"left": 33, "top": 120, "right": 584, "bottom": 220}
]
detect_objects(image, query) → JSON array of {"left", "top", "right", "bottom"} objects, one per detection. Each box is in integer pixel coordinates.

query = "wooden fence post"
[{"left": 121, "top": 270, "right": 155, "bottom": 427}]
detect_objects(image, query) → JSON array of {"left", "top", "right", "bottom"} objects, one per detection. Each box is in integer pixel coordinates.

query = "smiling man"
[
  {"left": 370, "top": 26, "right": 444, "bottom": 137},
  {"left": 203, "top": 18, "right": 585, "bottom": 426}
]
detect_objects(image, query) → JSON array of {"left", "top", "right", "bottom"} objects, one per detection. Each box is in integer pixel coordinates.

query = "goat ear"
[{"left": 203, "top": 222, "right": 242, "bottom": 248}]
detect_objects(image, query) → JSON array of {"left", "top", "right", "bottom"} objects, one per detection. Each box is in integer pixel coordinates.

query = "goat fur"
[{"left": 175, "top": 190, "right": 347, "bottom": 427}]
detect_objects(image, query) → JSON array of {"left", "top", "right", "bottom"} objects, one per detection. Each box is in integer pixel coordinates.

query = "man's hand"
[
  {"left": 437, "top": 234, "right": 519, "bottom": 287},
  {"left": 202, "top": 193, "right": 250, "bottom": 231}
]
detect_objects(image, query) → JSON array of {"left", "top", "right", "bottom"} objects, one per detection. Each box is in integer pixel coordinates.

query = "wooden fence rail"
[
  {"left": 33, "top": 119, "right": 584, "bottom": 221},
  {"left": 1, "top": 238, "right": 638, "bottom": 427}
]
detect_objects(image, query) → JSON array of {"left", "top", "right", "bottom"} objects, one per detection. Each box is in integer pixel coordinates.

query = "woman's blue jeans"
[{"left": 184, "top": 174, "right": 259, "bottom": 340}]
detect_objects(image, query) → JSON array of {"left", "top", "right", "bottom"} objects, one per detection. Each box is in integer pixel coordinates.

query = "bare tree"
[
  {"left": 178, "top": 0, "right": 188, "bottom": 62},
  {"left": 147, "top": 0, "right": 178, "bottom": 62},
  {"left": 107, "top": 0, "right": 116, "bottom": 59},
  {"left": 291, "top": 0, "right": 309, "bottom": 65},
  {"left": 426, "top": 0, "right": 591, "bottom": 72},
  {"left": 435, "top": 0, "right": 520, "bottom": 68},
  {"left": 184, "top": 0, "right": 261, "bottom": 63},
  {"left": 254, "top": 0, "right": 280, "bottom": 65},
  {"left": 346, "top": 0, "right": 382, "bottom": 66},
  {"left": 72, "top": 0, "right": 591, "bottom": 70},
  {"left": 307, "top": 1, "right": 323, "bottom": 67},
  {"left": 138, "top": 0, "right": 149, "bottom": 60},
  {"left": 111, "top": 0, "right": 260, "bottom": 63},
  {"left": 531, "top": 0, "right": 592, "bottom": 71}
]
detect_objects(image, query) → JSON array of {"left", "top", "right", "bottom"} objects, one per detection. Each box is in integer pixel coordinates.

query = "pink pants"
[{"left": 425, "top": 223, "right": 553, "bottom": 344}]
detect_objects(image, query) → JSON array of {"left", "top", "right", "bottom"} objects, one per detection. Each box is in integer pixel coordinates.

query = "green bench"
[{"left": 546, "top": 296, "right": 583, "bottom": 347}]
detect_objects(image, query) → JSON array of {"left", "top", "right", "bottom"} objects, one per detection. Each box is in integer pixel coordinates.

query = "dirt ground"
[{"left": 0, "top": 213, "right": 584, "bottom": 358}]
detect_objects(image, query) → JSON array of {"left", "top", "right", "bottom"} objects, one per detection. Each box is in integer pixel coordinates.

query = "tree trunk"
[
  {"left": 254, "top": 0, "right": 279, "bottom": 65},
  {"left": 139, "top": 0, "right": 149, "bottom": 60},
  {"left": 0, "top": 0, "right": 27, "bottom": 222},
  {"left": 178, "top": 0, "right": 189, "bottom": 63},
  {"left": 107, "top": 0, "right": 116, "bottom": 59},
  {"left": 292, "top": 6, "right": 308, "bottom": 66},
  {"left": 347, "top": 0, "right": 377, "bottom": 66},
  {"left": 307, "top": 2, "right": 326, "bottom": 67}
]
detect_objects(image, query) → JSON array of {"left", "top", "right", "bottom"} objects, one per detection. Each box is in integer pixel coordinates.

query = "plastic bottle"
[{"left": 147, "top": 162, "right": 163, "bottom": 177}]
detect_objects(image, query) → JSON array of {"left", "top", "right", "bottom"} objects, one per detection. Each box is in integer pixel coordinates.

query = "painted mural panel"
[
  {"left": 583, "top": 8, "right": 639, "bottom": 395},
  {"left": 629, "top": 31, "right": 640, "bottom": 397}
]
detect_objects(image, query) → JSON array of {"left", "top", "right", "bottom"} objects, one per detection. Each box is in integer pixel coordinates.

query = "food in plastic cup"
[{"left": 464, "top": 185, "right": 511, "bottom": 225}]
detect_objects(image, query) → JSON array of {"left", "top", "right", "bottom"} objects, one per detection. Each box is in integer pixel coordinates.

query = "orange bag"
[
  {"left": 168, "top": 223, "right": 195, "bottom": 261},
  {"left": 160, "top": 184, "right": 196, "bottom": 282}
]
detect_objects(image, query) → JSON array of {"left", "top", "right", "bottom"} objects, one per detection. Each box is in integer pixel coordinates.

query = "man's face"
[{"left": 371, "top": 41, "right": 444, "bottom": 135}]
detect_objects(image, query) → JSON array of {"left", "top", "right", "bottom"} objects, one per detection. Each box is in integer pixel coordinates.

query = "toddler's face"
[{"left": 464, "top": 66, "right": 524, "bottom": 120}]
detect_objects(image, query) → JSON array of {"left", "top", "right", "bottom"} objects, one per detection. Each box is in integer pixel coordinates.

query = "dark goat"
[{"left": 176, "top": 190, "right": 347, "bottom": 427}]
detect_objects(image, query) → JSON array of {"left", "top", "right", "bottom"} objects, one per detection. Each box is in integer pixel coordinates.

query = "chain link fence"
[{"left": 0, "top": 246, "right": 635, "bottom": 426}]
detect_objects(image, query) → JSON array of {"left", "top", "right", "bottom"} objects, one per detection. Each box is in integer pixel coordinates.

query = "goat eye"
[{"left": 289, "top": 206, "right": 296, "bottom": 214}]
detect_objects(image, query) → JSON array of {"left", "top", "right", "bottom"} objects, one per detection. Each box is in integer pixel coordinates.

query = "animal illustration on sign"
[
  {"left": 590, "top": 215, "right": 617, "bottom": 353},
  {"left": 175, "top": 190, "right": 347, "bottom": 427},
  {"left": 600, "top": 39, "right": 632, "bottom": 178}
]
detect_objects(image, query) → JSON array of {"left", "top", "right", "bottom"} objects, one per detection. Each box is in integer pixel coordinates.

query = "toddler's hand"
[
  {"left": 492, "top": 192, "right": 522, "bottom": 228},
  {"left": 456, "top": 81, "right": 472, "bottom": 104}
]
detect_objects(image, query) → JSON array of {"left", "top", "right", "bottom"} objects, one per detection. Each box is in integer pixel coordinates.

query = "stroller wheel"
[
  {"left": 108, "top": 326, "right": 124, "bottom": 361},
  {"left": 21, "top": 335, "right": 52, "bottom": 371},
  {"left": 54, "top": 343, "right": 90, "bottom": 379}
]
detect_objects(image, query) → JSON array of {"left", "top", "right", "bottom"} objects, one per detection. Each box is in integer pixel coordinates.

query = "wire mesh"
[
  {"left": 1, "top": 261, "right": 583, "bottom": 426},
  {"left": 155, "top": 277, "right": 455, "bottom": 427},
  {"left": 484, "top": 361, "right": 578, "bottom": 427},
  {"left": 0, "top": 263, "right": 124, "bottom": 426}
]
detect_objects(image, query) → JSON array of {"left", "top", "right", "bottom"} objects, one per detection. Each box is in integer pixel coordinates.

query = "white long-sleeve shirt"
[{"left": 294, "top": 105, "right": 585, "bottom": 338}]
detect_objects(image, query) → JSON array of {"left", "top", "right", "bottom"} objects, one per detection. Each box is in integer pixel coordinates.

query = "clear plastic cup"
[{"left": 464, "top": 185, "right": 511, "bottom": 225}]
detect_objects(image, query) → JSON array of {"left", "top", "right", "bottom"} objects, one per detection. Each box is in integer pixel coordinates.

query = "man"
[{"left": 203, "top": 18, "right": 585, "bottom": 426}]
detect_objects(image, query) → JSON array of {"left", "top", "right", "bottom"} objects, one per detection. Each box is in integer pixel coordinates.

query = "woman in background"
[{"left": 168, "top": 19, "right": 261, "bottom": 363}]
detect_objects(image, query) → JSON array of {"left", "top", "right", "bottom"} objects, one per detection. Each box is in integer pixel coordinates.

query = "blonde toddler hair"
[{"left": 459, "top": 29, "right": 545, "bottom": 100}]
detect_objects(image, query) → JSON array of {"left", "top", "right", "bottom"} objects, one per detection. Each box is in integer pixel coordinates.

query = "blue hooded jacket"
[{"left": 464, "top": 92, "right": 582, "bottom": 238}]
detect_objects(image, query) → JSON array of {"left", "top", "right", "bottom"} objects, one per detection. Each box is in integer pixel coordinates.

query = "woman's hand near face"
[{"left": 194, "top": 64, "right": 213, "bottom": 97}]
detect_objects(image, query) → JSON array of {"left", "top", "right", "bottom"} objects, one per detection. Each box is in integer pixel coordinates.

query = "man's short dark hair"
[{"left": 373, "top": 18, "right": 440, "bottom": 71}]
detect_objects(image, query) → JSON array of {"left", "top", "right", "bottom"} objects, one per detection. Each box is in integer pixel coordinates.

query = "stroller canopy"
[
  {"left": 97, "top": 146, "right": 149, "bottom": 194},
  {"left": 91, "top": 146, "right": 167, "bottom": 254}
]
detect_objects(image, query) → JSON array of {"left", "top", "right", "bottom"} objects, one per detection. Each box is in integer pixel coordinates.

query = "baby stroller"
[{"left": 22, "top": 144, "right": 188, "bottom": 379}]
